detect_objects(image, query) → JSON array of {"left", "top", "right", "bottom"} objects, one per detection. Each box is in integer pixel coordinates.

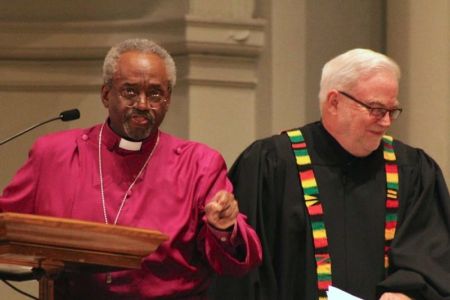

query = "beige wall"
[
  {"left": 264, "top": 0, "right": 386, "bottom": 133},
  {"left": 0, "top": 0, "right": 449, "bottom": 298},
  {"left": 387, "top": 0, "right": 450, "bottom": 182}
]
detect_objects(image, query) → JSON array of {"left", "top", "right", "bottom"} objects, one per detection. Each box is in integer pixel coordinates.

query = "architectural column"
[
  {"left": 261, "top": 0, "right": 385, "bottom": 137},
  {"left": 387, "top": 0, "right": 450, "bottom": 182},
  {"left": 166, "top": 0, "right": 265, "bottom": 166}
]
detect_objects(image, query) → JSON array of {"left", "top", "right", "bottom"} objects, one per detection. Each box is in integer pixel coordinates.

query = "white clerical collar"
[{"left": 118, "top": 138, "right": 142, "bottom": 151}]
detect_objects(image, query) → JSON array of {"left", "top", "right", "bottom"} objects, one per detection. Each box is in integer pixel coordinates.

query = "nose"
[
  {"left": 378, "top": 111, "right": 392, "bottom": 127},
  {"left": 134, "top": 94, "right": 152, "bottom": 110}
]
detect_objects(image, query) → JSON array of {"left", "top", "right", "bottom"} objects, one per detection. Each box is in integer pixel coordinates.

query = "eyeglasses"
[
  {"left": 338, "top": 91, "right": 402, "bottom": 120},
  {"left": 117, "top": 86, "right": 167, "bottom": 108}
]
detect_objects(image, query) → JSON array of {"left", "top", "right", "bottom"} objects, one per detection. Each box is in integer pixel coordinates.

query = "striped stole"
[{"left": 286, "top": 129, "right": 399, "bottom": 300}]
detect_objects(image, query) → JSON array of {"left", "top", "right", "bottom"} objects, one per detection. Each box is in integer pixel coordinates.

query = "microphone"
[
  {"left": 60, "top": 109, "right": 80, "bottom": 121},
  {"left": 0, "top": 109, "right": 80, "bottom": 146}
]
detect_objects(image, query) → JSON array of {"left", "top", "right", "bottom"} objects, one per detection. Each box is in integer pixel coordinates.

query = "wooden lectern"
[{"left": 0, "top": 212, "right": 168, "bottom": 300}]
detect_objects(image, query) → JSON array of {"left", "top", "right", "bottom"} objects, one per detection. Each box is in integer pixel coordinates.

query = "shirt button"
[
  {"left": 220, "top": 236, "right": 227, "bottom": 242},
  {"left": 82, "top": 134, "right": 88, "bottom": 141}
]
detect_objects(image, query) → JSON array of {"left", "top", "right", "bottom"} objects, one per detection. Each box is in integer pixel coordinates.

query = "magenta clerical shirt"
[{"left": 0, "top": 122, "right": 262, "bottom": 299}]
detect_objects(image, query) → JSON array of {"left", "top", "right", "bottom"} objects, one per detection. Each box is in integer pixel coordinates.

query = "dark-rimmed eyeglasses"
[
  {"left": 338, "top": 91, "right": 402, "bottom": 120},
  {"left": 117, "top": 86, "right": 167, "bottom": 108}
]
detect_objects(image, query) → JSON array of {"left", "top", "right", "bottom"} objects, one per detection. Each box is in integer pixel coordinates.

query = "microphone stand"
[
  {"left": 0, "top": 109, "right": 80, "bottom": 146},
  {"left": 0, "top": 117, "right": 61, "bottom": 146}
]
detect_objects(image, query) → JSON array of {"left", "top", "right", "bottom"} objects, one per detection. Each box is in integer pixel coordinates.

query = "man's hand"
[
  {"left": 204, "top": 190, "right": 239, "bottom": 230},
  {"left": 379, "top": 292, "right": 412, "bottom": 300}
]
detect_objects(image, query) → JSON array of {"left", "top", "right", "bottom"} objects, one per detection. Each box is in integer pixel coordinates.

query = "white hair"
[
  {"left": 318, "top": 48, "right": 401, "bottom": 111},
  {"left": 102, "top": 38, "right": 177, "bottom": 91}
]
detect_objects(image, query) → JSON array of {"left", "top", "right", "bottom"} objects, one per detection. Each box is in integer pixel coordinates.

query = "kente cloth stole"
[{"left": 285, "top": 129, "right": 399, "bottom": 300}]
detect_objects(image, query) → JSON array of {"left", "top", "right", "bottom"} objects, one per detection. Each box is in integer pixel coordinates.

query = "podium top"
[{"left": 0, "top": 212, "right": 169, "bottom": 270}]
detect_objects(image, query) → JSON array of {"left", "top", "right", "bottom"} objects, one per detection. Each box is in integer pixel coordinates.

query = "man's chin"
[
  {"left": 365, "top": 140, "right": 382, "bottom": 154},
  {"left": 124, "top": 127, "right": 153, "bottom": 141}
]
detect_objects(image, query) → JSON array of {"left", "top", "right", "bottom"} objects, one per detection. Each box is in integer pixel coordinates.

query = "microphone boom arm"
[
  {"left": 0, "top": 117, "right": 60, "bottom": 146},
  {"left": 0, "top": 109, "right": 80, "bottom": 146}
]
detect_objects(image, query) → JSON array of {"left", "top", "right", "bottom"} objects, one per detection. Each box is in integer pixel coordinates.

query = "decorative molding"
[
  {"left": 0, "top": 60, "right": 101, "bottom": 92},
  {"left": 0, "top": 16, "right": 265, "bottom": 90},
  {"left": 184, "top": 78, "right": 256, "bottom": 89},
  {"left": 189, "top": 0, "right": 255, "bottom": 20},
  {"left": 176, "top": 54, "right": 258, "bottom": 88},
  {"left": 0, "top": 16, "right": 265, "bottom": 59},
  {"left": 0, "top": 84, "right": 99, "bottom": 92}
]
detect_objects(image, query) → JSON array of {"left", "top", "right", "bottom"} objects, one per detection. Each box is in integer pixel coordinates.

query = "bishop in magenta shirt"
[{"left": 0, "top": 122, "right": 262, "bottom": 299}]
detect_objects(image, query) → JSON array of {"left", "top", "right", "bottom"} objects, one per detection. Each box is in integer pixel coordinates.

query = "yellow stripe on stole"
[
  {"left": 384, "top": 151, "right": 396, "bottom": 161},
  {"left": 317, "top": 263, "right": 331, "bottom": 274},
  {"left": 385, "top": 228, "right": 396, "bottom": 240},
  {"left": 313, "top": 229, "right": 327, "bottom": 239},
  {"left": 287, "top": 129, "right": 301, "bottom": 138},
  {"left": 383, "top": 135, "right": 393, "bottom": 142},
  {"left": 386, "top": 173, "right": 398, "bottom": 183},
  {"left": 387, "top": 190, "right": 398, "bottom": 197},
  {"left": 296, "top": 155, "right": 311, "bottom": 165},
  {"left": 302, "top": 178, "right": 317, "bottom": 188},
  {"left": 305, "top": 200, "right": 318, "bottom": 207},
  {"left": 304, "top": 195, "right": 317, "bottom": 201}
]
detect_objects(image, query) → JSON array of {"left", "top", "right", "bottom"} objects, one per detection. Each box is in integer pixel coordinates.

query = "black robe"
[{"left": 209, "top": 121, "right": 450, "bottom": 300}]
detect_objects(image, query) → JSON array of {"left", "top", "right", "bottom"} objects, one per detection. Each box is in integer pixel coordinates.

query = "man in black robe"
[{"left": 210, "top": 49, "right": 450, "bottom": 300}]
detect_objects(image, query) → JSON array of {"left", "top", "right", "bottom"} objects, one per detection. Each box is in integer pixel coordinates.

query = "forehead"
[
  {"left": 357, "top": 70, "right": 398, "bottom": 86},
  {"left": 352, "top": 70, "right": 399, "bottom": 104},
  {"left": 113, "top": 51, "right": 168, "bottom": 83}
]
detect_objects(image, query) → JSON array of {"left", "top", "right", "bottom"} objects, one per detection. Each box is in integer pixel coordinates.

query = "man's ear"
[
  {"left": 161, "top": 87, "right": 171, "bottom": 112},
  {"left": 101, "top": 84, "right": 111, "bottom": 108},
  {"left": 324, "top": 90, "right": 339, "bottom": 115},
  {"left": 164, "top": 94, "right": 171, "bottom": 110}
]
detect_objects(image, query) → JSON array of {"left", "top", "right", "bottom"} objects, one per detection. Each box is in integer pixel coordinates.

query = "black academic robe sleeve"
[{"left": 377, "top": 143, "right": 450, "bottom": 300}]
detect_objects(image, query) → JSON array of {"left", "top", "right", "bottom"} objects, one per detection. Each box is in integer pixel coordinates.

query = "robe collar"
[{"left": 101, "top": 120, "right": 159, "bottom": 155}]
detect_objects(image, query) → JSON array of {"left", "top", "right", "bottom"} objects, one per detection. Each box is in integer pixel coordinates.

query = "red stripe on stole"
[
  {"left": 386, "top": 199, "right": 399, "bottom": 208},
  {"left": 318, "top": 280, "right": 332, "bottom": 290},
  {"left": 300, "top": 169, "right": 315, "bottom": 181},
  {"left": 308, "top": 204, "right": 323, "bottom": 215},
  {"left": 385, "top": 163, "right": 398, "bottom": 173},
  {"left": 384, "top": 142, "right": 394, "bottom": 150},
  {"left": 314, "top": 238, "right": 328, "bottom": 248},
  {"left": 316, "top": 254, "right": 330, "bottom": 264},
  {"left": 292, "top": 142, "right": 306, "bottom": 149},
  {"left": 385, "top": 221, "right": 397, "bottom": 229}
]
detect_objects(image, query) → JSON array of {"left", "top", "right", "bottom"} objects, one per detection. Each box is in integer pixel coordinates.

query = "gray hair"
[
  {"left": 318, "top": 48, "right": 400, "bottom": 110},
  {"left": 102, "top": 38, "right": 177, "bottom": 91}
]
